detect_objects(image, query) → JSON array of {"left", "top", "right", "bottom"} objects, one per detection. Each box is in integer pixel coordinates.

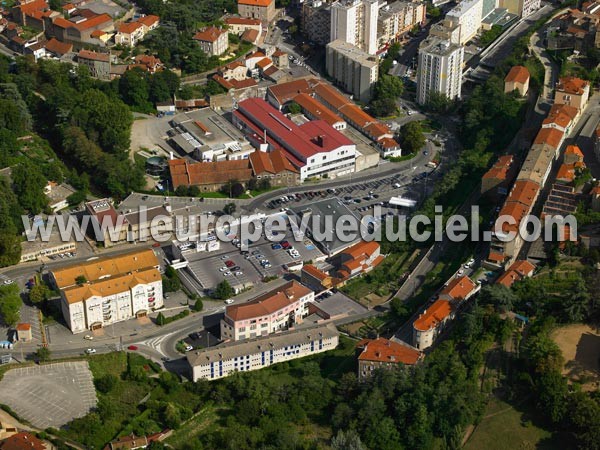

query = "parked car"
[
  {"left": 185, "top": 345, "right": 193, "bottom": 352},
  {"left": 85, "top": 348, "right": 96, "bottom": 354},
  {"left": 225, "top": 260, "right": 235, "bottom": 268},
  {"left": 84, "top": 335, "right": 93, "bottom": 340},
  {"left": 225, "top": 299, "right": 234, "bottom": 304},
  {"left": 127, "top": 345, "right": 138, "bottom": 351}
]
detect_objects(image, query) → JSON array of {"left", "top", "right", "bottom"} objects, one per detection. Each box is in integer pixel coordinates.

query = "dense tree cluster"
[
  {"left": 118, "top": 68, "right": 180, "bottom": 112},
  {"left": 7, "top": 57, "right": 146, "bottom": 200},
  {"left": 0, "top": 283, "right": 22, "bottom": 326}
]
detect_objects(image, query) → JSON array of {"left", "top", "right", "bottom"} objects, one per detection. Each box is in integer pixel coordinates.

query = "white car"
[
  {"left": 457, "top": 269, "right": 464, "bottom": 276},
  {"left": 219, "top": 266, "right": 228, "bottom": 272},
  {"left": 85, "top": 348, "right": 96, "bottom": 354},
  {"left": 185, "top": 345, "right": 193, "bottom": 352},
  {"left": 3, "top": 279, "right": 13, "bottom": 285},
  {"left": 235, "top": 271, "right": 243, "bottom": 276},
  {"left": 84, "top": 335, "right": 93, "bottom": 340},
  {"left": 223, "top": 271, "right": 232, "bottom": 276},
  {"left": 225, "top": 299, "right": 234, "bottom": 304}
]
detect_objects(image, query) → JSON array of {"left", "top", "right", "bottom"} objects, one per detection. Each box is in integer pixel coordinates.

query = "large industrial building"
[{"left": 233, "top": 98, "right": 357, "bottom": 180}]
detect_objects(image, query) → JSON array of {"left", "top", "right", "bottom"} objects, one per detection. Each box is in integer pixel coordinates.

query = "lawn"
[
  {"left": 164, "top": 404, "right": 222, "bottom": 448},
  {"left": 464, "top": 398, "right": 562, "bottom": 450}
]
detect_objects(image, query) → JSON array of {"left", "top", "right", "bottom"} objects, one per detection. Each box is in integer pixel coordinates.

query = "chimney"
[{"left": 316, "top": 135, "right": 326, "bottom": 147}]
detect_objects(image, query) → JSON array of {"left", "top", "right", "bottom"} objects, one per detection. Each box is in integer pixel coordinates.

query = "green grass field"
[{"left": 464, "top": 398, "right": 562, "bottom": 450}]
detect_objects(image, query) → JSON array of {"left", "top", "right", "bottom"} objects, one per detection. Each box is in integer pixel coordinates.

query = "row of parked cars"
[{"left": 48, "top": 252, "right": 76, "bottom": 260}]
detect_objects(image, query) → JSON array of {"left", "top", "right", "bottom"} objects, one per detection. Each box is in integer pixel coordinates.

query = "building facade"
[
  {"left": 416, "top": 39, "right": 464, "bottom": 105},
  {"left": 504, "top": 65, "right": 530, "bottom": 96},
  {"left": 356, "top": 337, "right": 422, "bottom": 380},
  {"left": 237, "top": 0, "right": 276, "bottom": 22},
  {"left": 188, "top": 324, "right": 339, "bottom": 381},
  {"left": 220, "top": 281, "right": 314, "bottom": 341},
  {"left": 301, "top": 0, "right": 332, "bottom": 45},
  {"left": 412, "top": 299, "right": 453, "bottom": 350},
  {"left": 554, "top": 76, "right": 590, "bottom": 111},
  {"left": 500, "top": 0, "right": 540, "bottom": 18},
  {"left": 193, "top": 27, "right": 229, "bottom": 56},
  {"left": 77, "top": 50, "right": 111, "bottom": 80},
  {"left": 377, "top": 0, "right": 426, "bottom": 48},
  {"left": 330, "top": 0, "right": 379, "bottom": 55},
  {"left": 445, "top": 0, "right": 483, "bottom": 44},
  {"left": 51, "top": 249, "right": 163, "bottom": 333},
  {"left": 326, "top": 39, "right": 379, "bottom": 102}
]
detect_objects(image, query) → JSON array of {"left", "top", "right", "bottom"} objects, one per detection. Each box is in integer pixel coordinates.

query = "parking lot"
[
  {"left": 265, "top": 166, "right": 439, "bottom": 223},
  {"left": 0, "top": 361, "right": 97, "bottom": 428},
  {"left": 185, "top": 231, "right": 325, "bottom": 291}
]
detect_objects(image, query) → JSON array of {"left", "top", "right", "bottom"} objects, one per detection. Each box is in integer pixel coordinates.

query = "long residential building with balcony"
[
  {"left": 50, "top": 249, "right": 163, "bottom": 333},
  {"left": 220, "top": 281, "right": 315, "bottom": 341},
  {"left": 188, "top": 323, "right": 339, "bottom": 381}
]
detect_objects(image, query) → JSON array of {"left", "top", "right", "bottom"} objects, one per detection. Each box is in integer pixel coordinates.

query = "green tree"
[
  {"left": 425, "top": 91, "right": 452, "bottom": 113},
  {"left": 331, "top": 429, "right": 366, "bottom": 450},
  {"left": 193, "top": 298, "right": 203, "bottom": 312},
  {"left": 0, "top": 283, "right": 22, "bottom": 326},
  {"left": 370, "top": 97, "right": 397, "bottom": 117},
  {"left": 399, "top": 121, "right": 426, "bottom": 154},
  {"left": 479, "top": 284, "right": 517, "bottom": 313},
  {"left": 29, "top": 283, "right": 50, "bottom": 304},
  {"left": 11, "top": 161, "right": 48, "bottom": 214},
  {"left": 35, "top": 346, "right": 51, "bottom": 362},
  {"left": 213, "top": 280, "right": 234, "bottom": 300},
  {"left": 156, "top": 312, "right": 166, "bottom": 326},
  {"left": 94, "top": 374, "right": 118, "bottom": 394},
  {"left": 75, "top": 275, "right": 87, "bottom": 285},
  {"left": 287, "top": 102, "right": 302, "bottom": 114},
  {"left": 257, "top": 178, "right": 271, "bottom": 191},
  {"left": 374, "top": 75, "right": 403, "bottom": 99}
]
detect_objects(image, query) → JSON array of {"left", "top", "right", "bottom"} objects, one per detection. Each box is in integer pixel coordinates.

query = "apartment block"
[
  {"left": 445, "top": 0, "right": 483, "bottom": 45},
  {"left": 220, "top": 281, "right": 314, "bottom": 341},
  {"left": 51, "top": 249, "right": 163, "bottom": 333},
  {"left": 416, "top": 39, "right": 464, "bottom": 105},
  {"left": 377, "top": 0, "right": 426, "bottom": 48},
  {"left": 188, "top": 324, "right": 339, "bottom": 381},
  {"left": 301, "top": 0, "right": 332, "bottom": 45},
  {"left": 326, "top": 39, "right": 379, "bottom": 102},
  {"left": 330, "top": 0, "right": 379, "bottom": 54},
  {"left": 499, "top": 0, "right": 540, "bottom": 18}
]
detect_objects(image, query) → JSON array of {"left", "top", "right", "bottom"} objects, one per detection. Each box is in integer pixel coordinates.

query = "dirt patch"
[{"left": 551, "top": 324, "right": 600, "bottom": 391}]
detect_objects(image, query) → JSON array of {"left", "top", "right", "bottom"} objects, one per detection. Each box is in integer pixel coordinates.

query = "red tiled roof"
[
  {"left": 241, "top": 28, "right": 259, "bottom": 42},
  {"left": 482, "top": 155, "right": 513, "bottom": 180},
  {"left": 238, "top": 0, "right": 273, "bottom": 6},
  {"left": 357, "top": 338, "right": 421, "bottom": 365},
  {"left": 212, "top": 74, "right": 234, "bottom": 90},
  {"left": 556, "top": 76, "right": 589, "bottom": 95},
  {"left": 533, "top": 127, "right": 564, "bottom": 149},
  {"left": 193, "top": 26, "right": 226, "bottom": 42},
  {"left": 342, "top": 240, "right": 379, "bottom": 260},
  {"left": 339, "top": 103, "right": 376, "bottom": 128},
  {"left": 225, "top": 280, "right": 311, "bottom": 322},
  {"left": 549, "top": 103, "right": 578, "bottom": 121},
  {"left": 118, "top": 21, "right": 142, "bottom": 34},
  {"left": 440, "top": 275, "right": 476, "bottom": 301},
  {"left": 137, "top": 14, "right": 159, "bottom": 27},
  {"left": 565, "top": 144, "right": 584, "bottom": 157},
  {"left": 44, "top": 38, "right": 72, "bottom": 55},
  {"left": 267, "top": 79, "right": 312, "bottom": 105},
  {"left": 313, "top": 81, "right": 351, "bottom": 110},
  {"left": 15, "top": 0, "right": 47, "bottom": 15},
  {"left": 225, "top": 17, "right": 261, "bottom": 25},
  {"left": 168, "top": 159, "right": 252, "bottom": 188},
  {"left": 496, "top": 260, "right": 535, "bottom": 288},
  {"left": 230, "top": 78, "right": 257, "bottom": 89},
  {"left": 364, "top": 121, "right": 391, "bottom": 140},
  {"left": 54, "top": 13, "right": 112, "bottom": 31},
  {"left": 249, "top": 149, "right": 298, "bottom": 175},
  {"left": 556, "top": 163, "right": 576, "bottom": 181},
  {"left": 16, "top": 323, "right": 30, "bottom": 331},
  {"left": 302, "top": 264, "right": 329, "bottom": 281},
  {"left": 91, "top": 29, "right": 106, "bottom": 38},
  {"left": 413, "top": 300, "right": 452, "bottom": 332},
  {"left": 78, "top": 49, "right": 110, "bottom": 62},
  {"left": 256, "top": 57, "right": 272, "bottom": 69},
  {"left": 487, "top": 251, "right": 505, "bottom": 263},
  {"left": 505, "top": 65, "right": 530, "bottom": 84},
  {"left": 236, "top": 98, "right": 353, "bottom": 160},
  {"left": 0, "top": 432, "right": 45, "bottom": 450},
  {"left": 294, "top": 93, "right": 345, "bottom": 127},
  {"left": 507, "top": 180, "right": 539, "bottom": 209}
]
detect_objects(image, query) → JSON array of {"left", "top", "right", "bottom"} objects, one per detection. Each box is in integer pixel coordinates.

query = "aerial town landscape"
[{"left": 0, "top": 0, "right": 599, "bottom": 447}]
